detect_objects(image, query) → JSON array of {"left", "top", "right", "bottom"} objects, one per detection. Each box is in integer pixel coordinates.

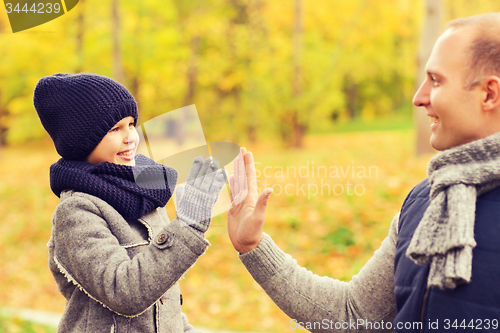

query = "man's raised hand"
[{"left": 227, "top": 148, "right": 272, "bottom": 254}]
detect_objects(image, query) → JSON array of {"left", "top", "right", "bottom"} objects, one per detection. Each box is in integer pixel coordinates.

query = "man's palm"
[{"left": 228, "top": 148, "right": 272, "bottom": 254}]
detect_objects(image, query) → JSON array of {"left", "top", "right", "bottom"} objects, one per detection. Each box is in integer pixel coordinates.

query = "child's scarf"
[
  {"left": 407, "top": 132, "right": 500, "bottom": 289},
  {"left": 50, "top": 154, "right": 177, "bottom": 221}
]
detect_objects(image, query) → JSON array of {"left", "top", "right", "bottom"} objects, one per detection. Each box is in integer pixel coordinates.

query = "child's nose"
[{"left": 124, "top": 127, "right": 138, "bottom": 144}]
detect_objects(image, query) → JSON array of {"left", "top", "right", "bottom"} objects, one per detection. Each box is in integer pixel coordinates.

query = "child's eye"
[
  {"left": 129, "top": 122, "right": 135, "bottom": 127},
  {"left": 109, "top": 127, "right": 119, "bottom": 133}
]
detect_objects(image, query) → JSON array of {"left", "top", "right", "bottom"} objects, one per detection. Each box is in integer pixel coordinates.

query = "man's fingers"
[
  {"left": 234, "top": 154, "right": 240, "bottom": 195},
  {"left": 233, "top": 188, "right": 248, "bottom": 207},
  {"left": 229, "top": 174, "right": 235, "bottom": 201},
  {"left": 238, "top": 149, "right": 246, "bottom": 194},
  {"left": 240, "top": 147, "right": 247, "bottom": 190},
  {"left": 253, "top": 188, "right": 272, "bottom": 226},
  {"left": 244, "top": 152, "right": 258, "bottom": 194}
]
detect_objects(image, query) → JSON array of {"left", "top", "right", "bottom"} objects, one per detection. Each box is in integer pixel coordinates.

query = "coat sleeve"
[
  {"left": 52, "top": 194, "right": 209, "bottom": 318},
  {"left": 239, "top": 213, "right": 400, "bottom": 333},
  {"left": 181, "top": 312, "right": 201, "bottom": 333}
]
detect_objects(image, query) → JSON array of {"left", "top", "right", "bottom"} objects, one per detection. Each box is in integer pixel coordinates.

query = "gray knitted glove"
[{"left": 176, "top": 156, "right": 226, "bottom": 233}]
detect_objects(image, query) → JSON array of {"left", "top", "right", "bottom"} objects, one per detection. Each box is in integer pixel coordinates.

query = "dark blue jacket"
[{"left": 393, "top": 179, "right": 500, "bottom": 332}]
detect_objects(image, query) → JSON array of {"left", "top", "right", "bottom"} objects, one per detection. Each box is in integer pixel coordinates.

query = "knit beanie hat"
[{"left": 34, "top": 73, "right": 139, "bottom": 161}]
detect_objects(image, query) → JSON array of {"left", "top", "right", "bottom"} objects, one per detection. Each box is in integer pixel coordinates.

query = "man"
[{"left": 227, "top": 13, "right": 500, "bottom": 332}]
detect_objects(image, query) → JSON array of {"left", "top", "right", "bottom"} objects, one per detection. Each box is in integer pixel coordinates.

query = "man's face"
[
  {"left": 86, "top": 116, "right": 139, "bottom": 166},
  {"left": 413, "top": 27, "right": 487, "bottom": 151}
]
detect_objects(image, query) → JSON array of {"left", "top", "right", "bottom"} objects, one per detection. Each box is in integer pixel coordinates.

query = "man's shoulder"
[{"left": 405, "top": 178, "right": 430, "bottom": 200}]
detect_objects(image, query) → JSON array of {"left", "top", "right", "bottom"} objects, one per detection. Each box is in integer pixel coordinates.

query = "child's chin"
[
  {"left": 116, "top": 156, "right": 135, "bottom": 166},
  {"left": 122, "top": 160, "right": 135, "bottom": 166}
]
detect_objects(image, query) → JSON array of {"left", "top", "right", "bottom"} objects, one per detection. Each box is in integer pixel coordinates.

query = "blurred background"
[{"left": 1, "top": 0, "right": 500, "bottom": 332}]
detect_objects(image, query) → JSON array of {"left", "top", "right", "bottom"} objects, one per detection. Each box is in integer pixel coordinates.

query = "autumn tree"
[
  {"left": 415, "top": 0, "right": 442, "bottom": 155},
  {"left": 2, "top": 0, "right": 499, "bottom": 148}
]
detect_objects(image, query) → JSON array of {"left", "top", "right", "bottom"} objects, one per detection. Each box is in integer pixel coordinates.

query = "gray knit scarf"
[{"left": 406, "top": 132, "right": 500, "bottom": 289}]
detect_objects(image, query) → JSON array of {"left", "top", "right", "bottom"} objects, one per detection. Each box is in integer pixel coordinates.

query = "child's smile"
[{"left": 117, "top": 145, "right": 136, "bottom": 162}]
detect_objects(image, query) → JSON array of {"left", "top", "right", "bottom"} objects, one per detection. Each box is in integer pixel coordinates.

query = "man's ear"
[{"left": 482, "top": 76, "right": 500, "bottom": 111}]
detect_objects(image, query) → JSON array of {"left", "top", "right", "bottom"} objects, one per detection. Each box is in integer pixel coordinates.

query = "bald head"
[{"left": 446, "top": 13, "right": 500, "bottom": 90}]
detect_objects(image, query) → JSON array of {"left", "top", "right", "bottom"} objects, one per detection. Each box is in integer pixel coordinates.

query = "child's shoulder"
[
  {"left": 56, "top": 190, "right": 118, "bottom": 218},
  {"left": 59, "top": 189, "right": 111, "bottom": 206},
  {"left": 55, "top": 190, "right": 169, "bottom": 227}
]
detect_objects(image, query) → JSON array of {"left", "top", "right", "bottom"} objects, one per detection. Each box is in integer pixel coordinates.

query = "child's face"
[{"left": 86, "top": 116, "right": 139, "bottom": 166}]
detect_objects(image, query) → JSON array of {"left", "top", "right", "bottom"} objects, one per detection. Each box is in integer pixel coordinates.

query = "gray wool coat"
[{"left": 48, "top": 190, "right": 207, "bottom": 333}]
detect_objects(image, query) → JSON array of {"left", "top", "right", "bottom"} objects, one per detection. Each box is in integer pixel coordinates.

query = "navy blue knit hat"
[{"left": 34, "top": 73, "right": 138, "bottom": 161}]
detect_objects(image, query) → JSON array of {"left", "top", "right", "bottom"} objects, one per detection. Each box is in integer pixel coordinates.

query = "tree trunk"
[
  {"left": 183, "top": 36, "right": 200, "bottom": 107},
  {"left": 0, "top": 91, "right": 7, "bottom": 148},
  {"left": 415, "top": 0, "right": 442, "bottom": 155},
  {"left": 291, "top": 0, "right": 304, "bottom": 148},
  {"left": 293, "top": 114, "right": 306, "bottom": 148},
  {"left": 112, "top": 0, "right": 124, "bottom": 83},
  {"left": 344, "top": 76, "right": 359, "bottom": 119},
  {"left": 75, "top": 0, "right": 84, "bottom": 72},
  {"left": 130, "top": 76, "right": 140, "bottom": 105},
  {"left": 245, "top": 0, "right": 263, "bottom": 143},
  {"left": 175, "top": 36, "right": 200, "bottom": 146}
]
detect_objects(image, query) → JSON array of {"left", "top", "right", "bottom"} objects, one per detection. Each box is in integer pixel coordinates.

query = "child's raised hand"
[{"left": 176, "top": 156, "right": 226, "bottom": 233}]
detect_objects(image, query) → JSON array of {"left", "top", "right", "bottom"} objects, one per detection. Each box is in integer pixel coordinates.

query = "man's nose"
[{"left": 413, "top": 80, "right": 430, "bottom": 107}]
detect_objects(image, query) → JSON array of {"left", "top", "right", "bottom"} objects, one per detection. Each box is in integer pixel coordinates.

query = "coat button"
[{"left": 157, "top": 233, "right": 168, "bottom": 245}]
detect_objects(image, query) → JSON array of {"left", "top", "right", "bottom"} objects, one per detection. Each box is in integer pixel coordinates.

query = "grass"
[
  {"left": 0, "top": 129, "right": 433, "bottom": 332},
  {"left": 312, "top": 113, "right": 414, "bottom": 135},
  {"left": 0, "top": 316, "right": 56, "bottom": 333}
]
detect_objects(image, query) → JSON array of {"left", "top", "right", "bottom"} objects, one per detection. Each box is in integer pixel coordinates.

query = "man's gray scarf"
[{"left": 406, "top": 132, "right": 500, "bottom": 289}]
